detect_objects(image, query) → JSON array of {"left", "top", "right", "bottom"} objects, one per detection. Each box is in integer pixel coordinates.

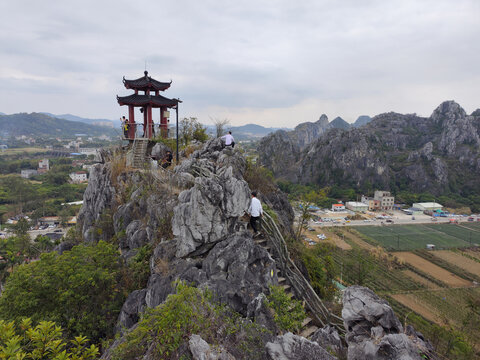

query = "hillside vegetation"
[{"left": 0, "top": 112, "right": 115, "bottom": 137}]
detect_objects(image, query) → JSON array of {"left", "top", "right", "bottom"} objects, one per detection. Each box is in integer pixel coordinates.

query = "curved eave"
[
  {"left": 122, "top": 76, "right": 172, "bottom": 91},
  {"left": 117, "top": 94, "right": 179, "bottom": 108}
]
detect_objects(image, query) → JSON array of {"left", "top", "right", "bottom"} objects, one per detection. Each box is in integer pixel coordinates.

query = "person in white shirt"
[
  {"left": 248, "top": 191, "right": 263, "bottom": 236},
  {"left": 221, "top": 131, "right": 235, "bottom": 148}
]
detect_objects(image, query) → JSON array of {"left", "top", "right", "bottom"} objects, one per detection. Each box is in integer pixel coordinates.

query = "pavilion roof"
[
  {"left": 123, "top": 71, "right": 171, "bottom": 91},
  {"left": 117, "top": 94, "right": 179, "bottom": 108}
]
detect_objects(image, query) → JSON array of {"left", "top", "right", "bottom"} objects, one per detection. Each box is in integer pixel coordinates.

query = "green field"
[{"left": 353, "top": 224, "right": 480, "bottom": 251}]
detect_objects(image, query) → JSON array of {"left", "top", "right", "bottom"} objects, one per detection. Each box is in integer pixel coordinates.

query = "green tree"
[
  {"left": 0, "top": 241, "right": 129, "bottom": 342},
  {"left": 179, "top": 117, "right": 208, "bottom": 146}
]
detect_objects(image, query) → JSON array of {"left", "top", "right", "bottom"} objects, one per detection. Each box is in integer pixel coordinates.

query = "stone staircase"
[
  {"left": 126, "top": 138, "right": 149, "bottom": 168},
  {"left": 254, "top": 236, "right": 319, "bottom": 338},
  {"left": 257, "top": 213, "right": 345, "bottom": 339}
]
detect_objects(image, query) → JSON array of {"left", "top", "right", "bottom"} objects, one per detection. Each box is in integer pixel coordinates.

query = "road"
[{"left": 308, "top": 214, "right": 475, "bottom": 227}]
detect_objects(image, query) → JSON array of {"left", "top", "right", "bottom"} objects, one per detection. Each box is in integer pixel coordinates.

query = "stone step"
[
  {"left": 277, "top": 276, "right": 286, "bottom": 284},
  {"left": 282, "top": 284, "right": 291, "bottom": 291},
  {"left": 301, "top": 317, "right": 313, "bottom": 328},
  {"left": 254, "top": 238, "right": 268, "bottom": 245},
  {"left": 299, "top": 325, "right": 318, "bottom": 339}
]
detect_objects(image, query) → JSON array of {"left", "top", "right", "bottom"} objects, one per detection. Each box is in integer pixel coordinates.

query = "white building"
[
  {"left": 374, "top": 190, "right": 395, "bottom": 211},
  {"left": 331, "top": 204, "right": 346, "bottom": 212},
  {"left": 346, "top": 201, "right": 369, "bottom": 212},
  {"left": 21, "top": 169, "right": 38, "bottom": 178},
  {"left": 69, "top": 171, "right": 88, "bottom": 183},
  {"left": 412, "top": 202, "right": 443, "bottom": 211}
]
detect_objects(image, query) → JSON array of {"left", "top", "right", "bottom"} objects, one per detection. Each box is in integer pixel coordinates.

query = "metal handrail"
[
  {"left": 261, "top": 212, "right": 346, "bottom": 334},
  {"left": 120, "top": 123, "right": 171, "bottom": 140}
]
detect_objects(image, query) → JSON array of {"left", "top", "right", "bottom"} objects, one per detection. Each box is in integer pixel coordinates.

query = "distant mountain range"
[
  {"left": 205, "top": 123, "right": 290, "bottom": 140},
  {"left": 41, "top": 113, "right": 116, "bottom": 128},
  {"left": 258, "top": 101, "right": 480, "bottom": 203},
  {"left": 0, "top": 113, "right": 116, "bottom": 138},
  {"left": 0, "top": 110, "right": 371, "bottom": 140}
]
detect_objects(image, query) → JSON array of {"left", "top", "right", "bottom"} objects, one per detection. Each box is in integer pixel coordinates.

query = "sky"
[{"left": 1, "top": 0, "right": 479, "bottom": 127}]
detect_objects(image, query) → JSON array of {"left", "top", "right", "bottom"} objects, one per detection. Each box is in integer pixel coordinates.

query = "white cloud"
[{"left": 0, "top": 0, "right": 478, "bottom": 125}]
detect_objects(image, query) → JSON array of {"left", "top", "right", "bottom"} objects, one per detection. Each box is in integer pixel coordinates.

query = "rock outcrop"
[
  {"left": 342, "top": 286, "right": 434, "bottom": 360},
  {"left": 79, "top": 138, "right": 435, "bottom": 359},
  {"left": 258, "top": 101, "right": 480, "bottom": 197},
  {"left": 266, "top": 332, "right": 336, "bottom": 360}
]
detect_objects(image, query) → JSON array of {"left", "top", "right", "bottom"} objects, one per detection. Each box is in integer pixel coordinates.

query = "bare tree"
[{"left": 212, "top": 117, "right": 230, "bottom": 138}]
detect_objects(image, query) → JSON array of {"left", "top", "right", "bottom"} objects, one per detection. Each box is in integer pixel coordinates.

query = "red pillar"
[
  {"left": 147, "top": 105, "right": 153, "bottom": 138},
  {"left": 128, "top": 105, "right": 135, "bottom": 139},
  {"left": 143, "top": 106, "right": 147, "bottom": 138}
]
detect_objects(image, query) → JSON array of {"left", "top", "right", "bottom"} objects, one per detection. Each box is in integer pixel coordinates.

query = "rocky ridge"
[
  {"left": 78, "top": 139, "right": 434, "bottom": 359},
  {"left": 258, "top": 101, "right": 480, "bottom": 196}
]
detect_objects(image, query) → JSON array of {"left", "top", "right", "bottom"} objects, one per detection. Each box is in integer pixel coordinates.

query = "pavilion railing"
[{"left": 121, "top": 123, "right": 171, "bottom": 140}]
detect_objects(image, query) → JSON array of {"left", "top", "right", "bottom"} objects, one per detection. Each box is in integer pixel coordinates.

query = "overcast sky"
[{"left": 1, "top": 0, "right": 479, "bottom": 127}]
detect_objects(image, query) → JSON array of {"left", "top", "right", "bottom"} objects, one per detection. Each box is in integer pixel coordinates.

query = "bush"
[
  {"left": 0, "top": 241, "right": 129, "bottom": 343},
  {"left": 0, "top": 318, "right": 99, "bottom": 359},
  {"left": 112, "top": 282, "right": 271, "bottom": 360},
  {"left": 266, "top": 285, "right": 305, "bottom": 333}
]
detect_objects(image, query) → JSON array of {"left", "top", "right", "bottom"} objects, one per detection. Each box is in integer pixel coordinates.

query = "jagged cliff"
[
  {"left": 259, "top": 101, "right": 480, "bottom": 197},
  {"left": 77, "top": 140, "right": 434, "bottom": 359}
]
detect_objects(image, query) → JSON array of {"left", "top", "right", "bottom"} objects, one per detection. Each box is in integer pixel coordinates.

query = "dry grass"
[{"left": 154, "top": 257, "right": 170, "bottom": 275}]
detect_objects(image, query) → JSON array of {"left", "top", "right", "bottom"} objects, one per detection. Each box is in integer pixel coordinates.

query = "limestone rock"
[
  {"left": 189, "top": 334, "right": 236, "bottom": 360},
  {"left": 172, "top": 171, "right": 250, "bottom": 258},
  {"left": 247, "top": 293, "right": 278, "bottom": 333},
  {"left": 151, "top": 142, "right": 172, "bottom": 161},
  {"left": 116, "top": 289, "right": 146, "bottom": 332},
  {"left": 342, "top": 286, "right": 432, "bottom": 360},
  {"left": 258, "top": 101, "right": 480, "bottom": 196},
  {"left": 310, "top": 325, "right": 345, "bottom": 358},
  {"left": 266, "top": 332, "right": 336, "bottom": 360},
  {"left": 77, "top": 163, "right": 116, "bottom": 242}
]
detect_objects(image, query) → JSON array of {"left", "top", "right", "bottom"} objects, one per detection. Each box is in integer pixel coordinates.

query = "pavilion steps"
[
  {"left": 254, "top": 233, "right": 320, "bottom": 340},
  {"left": 131, "top": 138, "right": 149, "bottom": 168}
]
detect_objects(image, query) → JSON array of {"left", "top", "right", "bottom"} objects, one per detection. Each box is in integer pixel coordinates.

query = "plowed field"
[
  {"left": 465, "top": 249, "right": 480, "bottom": 261},
  {"left": 395, "top": 252, "right": 471, "bottom": 287},
  {"left": 402, "top": 270, "right": 441, "bottom": 289},
  {"left": 432, "top": 250, "right": 480, "bottom": 277},
  {"left": 390, "top": 293, "right": 443, "bottom": 325}
]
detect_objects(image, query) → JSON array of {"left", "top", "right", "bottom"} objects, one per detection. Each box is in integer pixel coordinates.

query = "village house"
[
  {"left": 69, "top": 171, "right": 88, "bottom": 183},
  {"left": 21, "top": 169, "right": 38, "bottom": 179},
  {"left": 345, "top": 201, "right": 369, "bottom": 212},
  {"left": 331, "top": 203, "right": 346, "bottom": 212},
  {"left": 38, "top": 158, "right": 49, "bottom": 174}
]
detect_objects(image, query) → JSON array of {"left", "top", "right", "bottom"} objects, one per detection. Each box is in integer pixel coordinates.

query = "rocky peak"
[
  {"left": 329, "top": 116, "right": 350, "bottom": 130},
  {"left": 430, "top": 100, "right": 467, "bottom": 124},
  {"left": 316, "top": 114, "right": 329, "bottom": 127}
]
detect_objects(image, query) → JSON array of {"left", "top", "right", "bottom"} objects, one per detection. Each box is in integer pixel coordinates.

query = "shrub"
[
  {"left": 112, "top": 282, "right": 271, "bottom": 360},
  {"left": 0, "top": 318, "right": 99, "bottom": 359},
  {"left": 266, "top": 285, "right": 305, "bottom": 333},
  {"left": 0, "top": 241, "right": 128, "bottom": 343}
]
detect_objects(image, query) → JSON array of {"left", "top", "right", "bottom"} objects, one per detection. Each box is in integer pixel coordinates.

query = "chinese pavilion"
[{"left": 117, "top": 71, "right": 180, "bottom": 139}]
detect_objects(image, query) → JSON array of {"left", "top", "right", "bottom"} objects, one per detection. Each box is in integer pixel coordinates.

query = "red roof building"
[{"left": 117, "top": 71, "right": 180, "bottom": 139}]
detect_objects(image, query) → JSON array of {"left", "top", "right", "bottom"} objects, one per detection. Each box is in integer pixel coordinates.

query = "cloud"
[{"left": 0, "top": 0, "right": 479, "bottom": 125}]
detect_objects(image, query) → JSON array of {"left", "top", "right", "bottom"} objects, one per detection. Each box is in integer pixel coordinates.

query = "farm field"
[
  {"left": 328, "top": 226, "right": 480, "bottom": 357},
  {"left": 395, "top": 252, "right": 472, "bottom": 287},
  {"left": 465, "top": 249, "right": 480, "bottom": 261},
  {"left": 432, "top": 250, "right": 480, "bottom": 277},
  {"left": 353, "top": 224, "right": 474, "bottom": 250},
  {"left": 390, "top": 293, "right": 443, "bottom": 325},
  {"left": 0, "top": 147, "right": 48, "bottom": 156},
  {"left": 306, "top": 228, "right": 351, "bottom": 250},
  {"left": 402, "top": 270, "right": 441, "bottom": 290}
]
